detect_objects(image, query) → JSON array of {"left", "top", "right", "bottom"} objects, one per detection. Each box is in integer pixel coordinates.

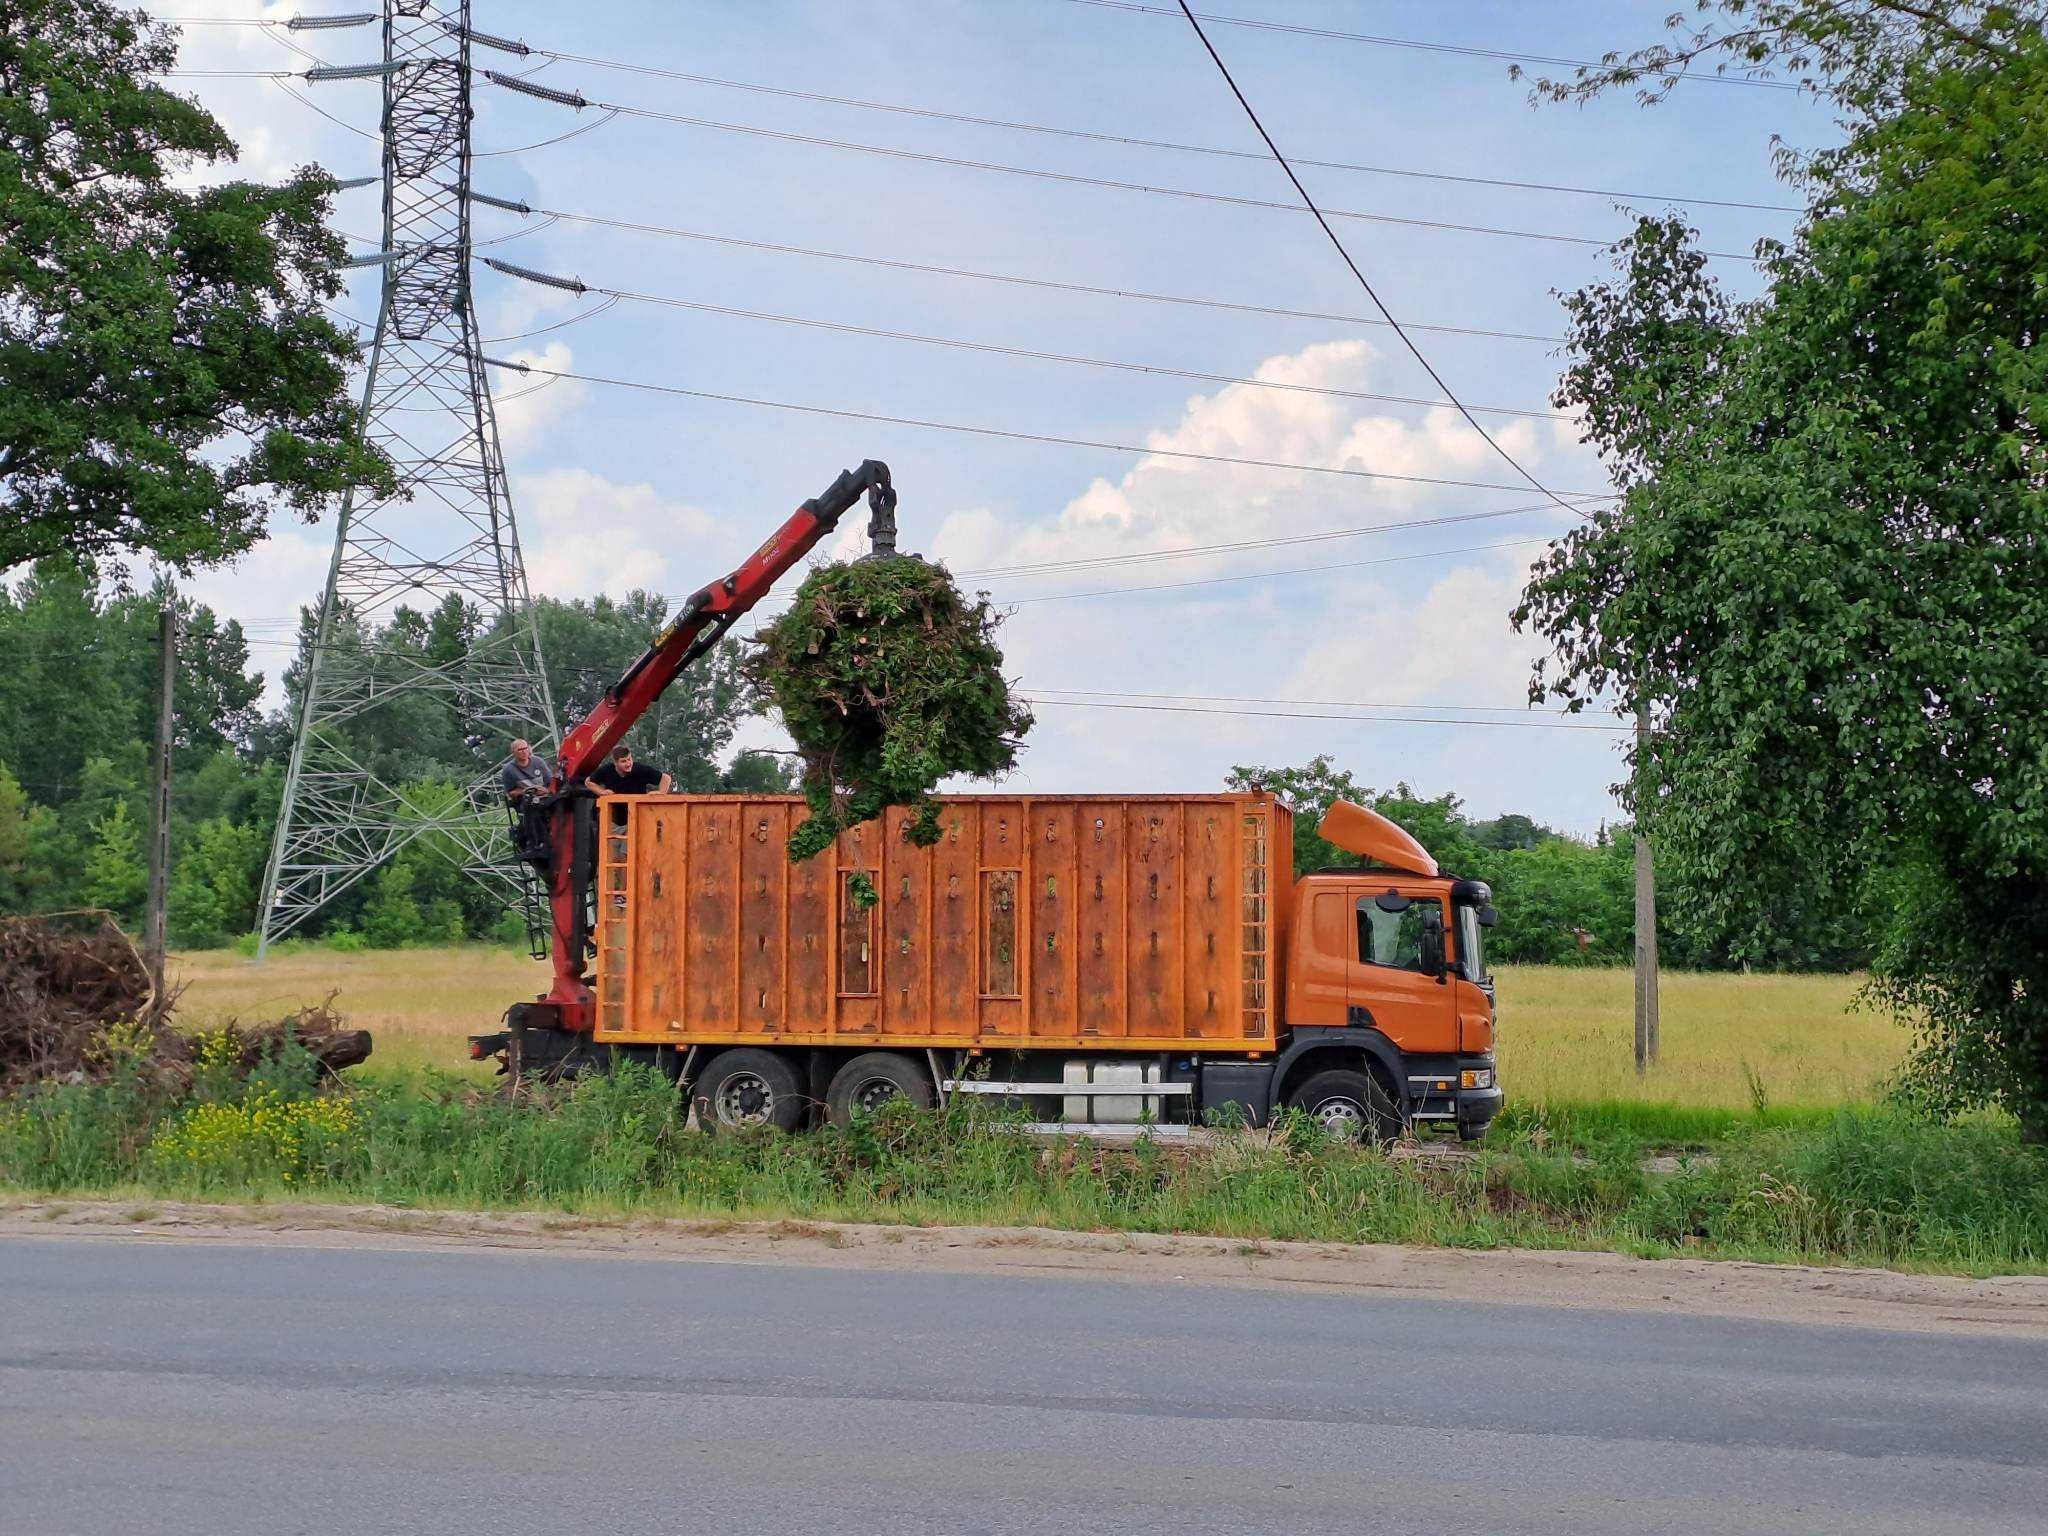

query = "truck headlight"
[{"left": 1460, "top": 1068, "right": 1494, "bottom": 1090}]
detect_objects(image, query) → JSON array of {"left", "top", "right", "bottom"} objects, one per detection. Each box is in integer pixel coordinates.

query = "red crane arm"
[{"left": 555, "top": 459, "right": 896, "bottom": 782}]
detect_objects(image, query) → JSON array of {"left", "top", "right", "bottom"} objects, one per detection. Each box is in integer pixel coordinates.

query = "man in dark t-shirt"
[{"left": 589, "top": 744, "right": 671, "bottom": 795}]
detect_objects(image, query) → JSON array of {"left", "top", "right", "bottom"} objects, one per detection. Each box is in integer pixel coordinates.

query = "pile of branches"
[
  {"left": 744, "top": 557, "right": 1032, "bottom": 862},
  {"left": 0, "top": 913, "right": 371, "bottom": 1092}
]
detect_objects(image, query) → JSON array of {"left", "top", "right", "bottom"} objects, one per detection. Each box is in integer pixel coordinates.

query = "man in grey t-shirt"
[{"left": 500, "top": 738, "right": 552, "bottom": 805}]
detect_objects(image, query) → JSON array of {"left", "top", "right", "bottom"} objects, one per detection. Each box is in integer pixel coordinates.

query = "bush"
[{"left": 743, "top": 557, "right": 1032, "bottom": 861}]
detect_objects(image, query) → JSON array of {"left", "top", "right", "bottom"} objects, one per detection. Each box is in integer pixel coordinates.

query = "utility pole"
[
  {"left": 1633, "top": 700, "right": 1661, "bottom": 1073},
  {"left": 145, "top": 600, "right": 177, "bottom": 999}
]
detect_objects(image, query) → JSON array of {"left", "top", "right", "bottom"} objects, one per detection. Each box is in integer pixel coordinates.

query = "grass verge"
[{"left": 3, "top": 1060, "right": 2042, "bottom": 1277}]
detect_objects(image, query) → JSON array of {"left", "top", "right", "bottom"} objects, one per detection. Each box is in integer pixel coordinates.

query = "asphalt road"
[{"left": 2, "top": 1235, "right": 2044, "bottom": 1535}]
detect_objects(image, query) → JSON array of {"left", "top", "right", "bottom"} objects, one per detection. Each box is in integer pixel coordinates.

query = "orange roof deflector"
[{"left": 1317, "top": 800, "right": 1439, "bottom": 877}]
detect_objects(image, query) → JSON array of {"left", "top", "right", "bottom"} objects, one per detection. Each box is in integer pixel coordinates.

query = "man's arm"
[{"left": 657, "top": 771, "right": 673, "bottom": 793}]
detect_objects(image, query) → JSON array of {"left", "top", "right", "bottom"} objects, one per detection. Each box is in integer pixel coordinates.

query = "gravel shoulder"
[{"left": 7, "top": 1195, "right": 2046, "bottom": 1338}]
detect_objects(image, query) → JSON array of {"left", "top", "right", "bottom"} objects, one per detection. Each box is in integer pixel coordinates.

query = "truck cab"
[{"left": 1274, "top": 801, "right": 1500, "bottom": 1140}]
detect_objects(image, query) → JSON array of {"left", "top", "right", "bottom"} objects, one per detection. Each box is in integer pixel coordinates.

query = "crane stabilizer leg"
[{"left": 484, "top": 461, "right": 894, "bottom": 1057}]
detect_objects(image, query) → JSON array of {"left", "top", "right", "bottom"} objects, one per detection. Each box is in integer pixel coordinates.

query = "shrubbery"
[{"left": 4, "top": 1042, "right": 2043, "bottom": 1273}]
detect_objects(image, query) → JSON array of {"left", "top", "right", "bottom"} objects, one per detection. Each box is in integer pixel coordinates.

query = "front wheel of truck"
[
  {"left": 691, "top": 1048, "right": 807, "bottom": 1133},
  {"left": 1287, "top": 1068, "right": 1401, "bottom": 1146}
]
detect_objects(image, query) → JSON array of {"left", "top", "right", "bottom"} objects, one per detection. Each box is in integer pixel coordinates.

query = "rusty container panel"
[
  {"left": 683, "top": 803, "right": 739, "bottom": 1031},
  {"left": 1028, "top": 802, "right": 1077, "bottom": 1037},
  {"left": 1076, "top": 805, "right": 1126, "bottom": 1037},
  {"left": 737, "top": 801, "right": 787, "bottom": 1034},
  {"left": 880, "top": 806, "right": 933, "bottom": 1034},
  {"left": 1126, "top": 803, "right": 1183, "bottom": 1037},
  {"left": 787, "top": 812, "right": 832, "bottom": 1032},
  {"left": 602, "top": 793, "right": 1288, "bottom": 1051},
  {"left": 632, "top": 803, "right": 685, "bottom": 1032},
  {"left": 1182, "top": 800, "right": 1234, "bottom": 1039},
  {"left": 931, "top": 802, "right": 977, "bottom": 1027}
]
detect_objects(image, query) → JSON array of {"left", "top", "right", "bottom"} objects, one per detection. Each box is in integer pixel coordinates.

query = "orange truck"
[
  {"left": 473, "top": 461, "right": 1500, "bottom": 1138},
  {"left": 483, "top": 788, "right": 1501, "bottom": 1141}
]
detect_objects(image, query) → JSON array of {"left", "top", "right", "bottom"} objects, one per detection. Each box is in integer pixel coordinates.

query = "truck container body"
[
  {"left": 592, "top": 793, "right": 1291, "bottom": 1053},
  {"left": 499, "top": 790, "right": 1504, "bottom": 1141}
]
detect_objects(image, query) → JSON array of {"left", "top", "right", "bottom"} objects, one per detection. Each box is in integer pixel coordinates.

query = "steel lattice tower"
[{"left": 260, "top": 0, "right": 556, "bottom": 953}]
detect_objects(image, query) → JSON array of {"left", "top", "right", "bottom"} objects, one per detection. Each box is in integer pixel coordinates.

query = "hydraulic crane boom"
[{"left": 523, "top": 460, "right": 895, "bottom": 1035}]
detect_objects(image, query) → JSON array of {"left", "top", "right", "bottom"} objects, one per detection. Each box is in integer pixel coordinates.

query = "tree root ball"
[{"left": 743, "top": 557, "right": 1032, "bottom": 862}]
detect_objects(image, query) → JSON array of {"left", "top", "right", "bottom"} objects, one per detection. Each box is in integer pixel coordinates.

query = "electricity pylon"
[{"left": 259, "top": 0, "right": 556, "bottom": 954}]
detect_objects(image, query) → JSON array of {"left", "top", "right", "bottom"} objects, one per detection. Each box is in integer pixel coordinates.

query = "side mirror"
[
  {"left": 1477, "top": 904, "right": 1499, "bottom": 929},
  {"left": 1419, "top": 905, "right": 1446, "bottom": 980},
  {"left": 1374, "top": 890, "right": 1411, "bottom": 914}
]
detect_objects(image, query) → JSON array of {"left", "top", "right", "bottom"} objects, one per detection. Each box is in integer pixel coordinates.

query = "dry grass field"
[{"left": 168, "top": 948, "right": 1907, "bottom": 1111}]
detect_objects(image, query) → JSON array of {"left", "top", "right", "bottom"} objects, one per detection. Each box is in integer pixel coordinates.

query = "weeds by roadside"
[{"left": 2, "top": 1059, "right": 2042, "bottom": 1275}]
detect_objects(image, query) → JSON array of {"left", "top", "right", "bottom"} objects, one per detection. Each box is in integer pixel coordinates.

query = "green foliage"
[
  {"left": 1518, "top": 6, "right": 2048, "bottom": 1131},
  {"left": 82, "top": 799, "right": 145, "bottom": 920},
  {"left": 0, "top": 0, "right": 391, "bottom": 571},
  {"left": 0, "top": 762, "right": 56, "bottom": 911},
  {"left": 357, "top": 859, "right": 422, "bottom": 950},
  {"left": 1226, "top": 753, "right": 1375, "bottom": 873},
  {"left": 169, "top": 816, "right": 263, "bottom": 947},
  {"left": 4, "top": 1066, "right": 2043, "bottom": 1273},
  {"left": 745, "top": 558, "right": 1032, "bottom": 861}
]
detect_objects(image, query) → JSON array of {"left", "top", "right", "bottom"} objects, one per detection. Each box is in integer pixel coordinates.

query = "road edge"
[{"left": 5, "top": 1195, "right": 2046, "bottom": 1338}]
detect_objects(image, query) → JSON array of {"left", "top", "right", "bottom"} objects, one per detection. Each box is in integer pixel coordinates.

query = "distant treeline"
[{"left": 0, "top": 562, "right": 1871, "bottom": 968}]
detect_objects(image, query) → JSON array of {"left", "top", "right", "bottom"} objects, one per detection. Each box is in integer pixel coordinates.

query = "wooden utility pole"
[
  {"left": 1633, "top": 700, "right": 1661, "bottom": 1073},
  {"left": 144, "top": 601, "right": 177, "bottom": 998}
]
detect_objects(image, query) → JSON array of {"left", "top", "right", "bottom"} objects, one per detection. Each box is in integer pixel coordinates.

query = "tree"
[
  {"left": 1226, "top": 754, "right": 1375, "bottom": 874},
  {"left": 1515, "top": 3, "right": 2048, "bottom": 1133},
  {"left": 0, "top": 1, "right": 389, "bottom": 571},
  {"left": 83, "top": 798, "right": 145, "bottom": 919}
]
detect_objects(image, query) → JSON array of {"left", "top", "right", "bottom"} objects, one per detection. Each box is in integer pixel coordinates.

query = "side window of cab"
[{"left": 1356, "top": 895, "right": 1443, "bottom": 974}]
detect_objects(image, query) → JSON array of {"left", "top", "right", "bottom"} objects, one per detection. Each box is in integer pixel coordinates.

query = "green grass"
[
  {"left": 60, "top": 947, "right": 2014, "bottom": 1276},
  {"left": 3, "top": 1060, "right": 2043, "bottom": 1276}
]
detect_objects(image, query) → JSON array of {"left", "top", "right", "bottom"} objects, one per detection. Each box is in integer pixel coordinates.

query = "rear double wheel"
[
  {"left": 691, "top": 1048, "right": 806, "bottom": 1133},
  {"left": 1287, "top": 1067, "right": 1402, "bottom": 1146},
  {"left": 824, "top": 1052, "right": 934, "bottom": 1128}
]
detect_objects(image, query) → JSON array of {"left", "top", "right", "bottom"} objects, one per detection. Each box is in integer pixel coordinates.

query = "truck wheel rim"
[
  {"left": 1309, "top": 1096, "right": 1366, "bottom": 1140},
  {"left": 716, "top": 1072, "right": 774, "bottom": 1126},
  {"left": 851, "top": 1076, "right": 902, "bottom": 1114}
]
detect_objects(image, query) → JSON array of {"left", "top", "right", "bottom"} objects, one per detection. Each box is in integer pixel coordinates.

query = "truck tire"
[
  {"left": 824, "top": 1052, "right": 935, "bottom": 1128},
  {"left": 691, "top": 1048, "right": 807, "bottom": 1133},
  {"left": 1287, "top": 1067, "right": 1402, "bottom": 1146}
]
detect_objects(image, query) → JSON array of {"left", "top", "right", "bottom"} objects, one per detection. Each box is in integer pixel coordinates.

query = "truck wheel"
[
  {"left": 1287, "top": 1068, "right": 1402, "bottom": 1146},
  {"left": 691, "top": 1048, "right": 806, "bottom": 1133},
  {"left": 825, "top": 1052, "right": 935, "bottom": 1127}
]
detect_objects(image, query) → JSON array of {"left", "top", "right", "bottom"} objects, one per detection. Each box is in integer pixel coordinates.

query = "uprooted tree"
[
  {"left": 743, "top": 557, "right": 1032, "bottom": 865},
  {"left": 1515, "top": 2, "right": 2048, "bottom": 1135}
]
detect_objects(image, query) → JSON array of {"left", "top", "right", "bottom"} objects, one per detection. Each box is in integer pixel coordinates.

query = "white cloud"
[
  {"left": 490, "top": 342, "right": 590, "bottom": 456},
  {"left": 513, "top": 467, "right": 717, "bottom": 601}
]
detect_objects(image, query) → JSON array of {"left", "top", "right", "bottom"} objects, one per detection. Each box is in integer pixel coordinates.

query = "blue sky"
[{"left": 165, "top": 2, "right": 1839, "bottom": 833}]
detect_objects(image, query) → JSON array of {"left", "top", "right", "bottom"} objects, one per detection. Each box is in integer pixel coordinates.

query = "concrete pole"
[
  {"left": 1633, "top": 700, "right": 1661, "bottom": 1073},
  {"left": 144, "top": 601, "right": 177, "bottom": 999}
]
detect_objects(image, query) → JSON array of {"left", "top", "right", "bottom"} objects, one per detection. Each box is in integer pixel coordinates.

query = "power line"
[
  {"left": 513, "top": 202, "right": 1568, "bottom": 345},
  {"left": 1002, "top": 536, "right": 1548, "bottom": 603},
  {"left": 150, "top": 12, "right": 1799, "bottom": 211},
  {"left": 1172, "top": 2, "right": 1591, "bottom": 526},
  {"left": 477, "top": 353, "right": 1617, "bottom": 498},
  {"left": 1022, "top": 697, "right": 1629, "bottom": 731},
  {"left": 573, "top": 93, "right": 1761, "bottom": 262},
  {"left": 1060, "top": 1, "right": 1801, "bottom": 91},
  {"left": 519, "top": 49, "right": 1800, "bottom": 215},
  {"left": 956, "top": 500, "right": 1580, "bottom": 580},
  {"left": 480, "top": 255, "right": 1564, "bottom": 420},
  {"left": 1034, "top": 685, "right": 1624, "bottom": 717}
]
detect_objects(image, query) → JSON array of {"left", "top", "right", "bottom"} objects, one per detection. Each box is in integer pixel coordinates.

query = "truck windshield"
[{"left": 1458, "top": 904, "right": 1486, "bottom": 983}]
